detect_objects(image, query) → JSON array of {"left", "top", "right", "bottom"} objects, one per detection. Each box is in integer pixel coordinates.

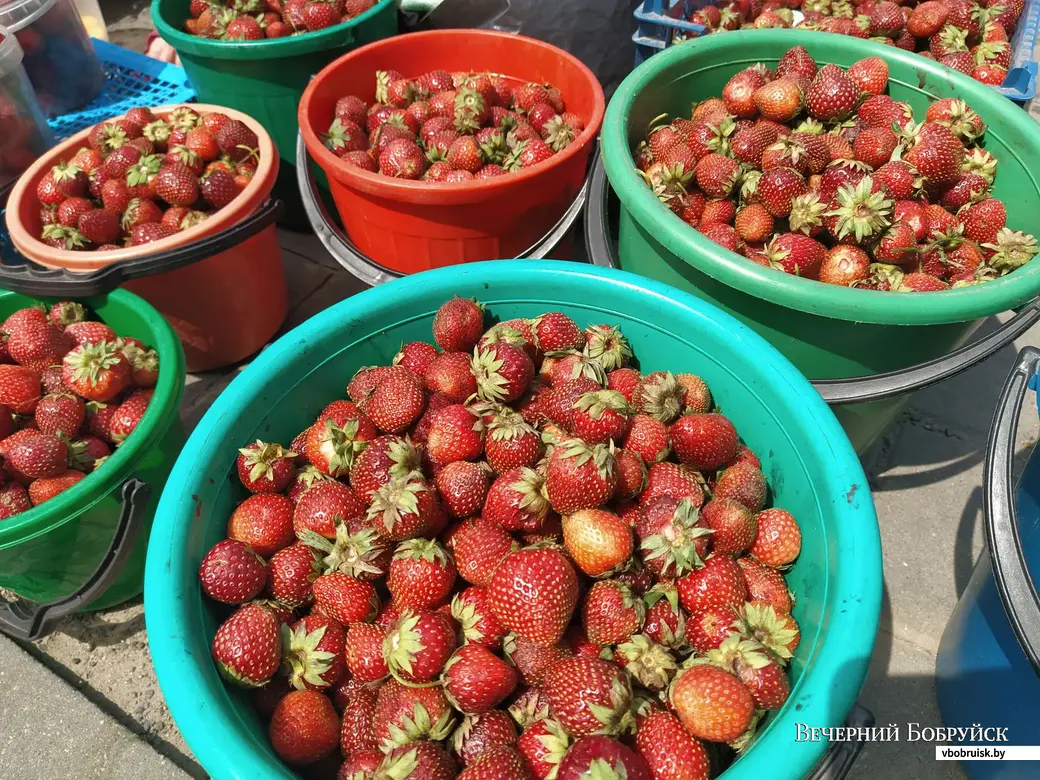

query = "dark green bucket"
[
  {"left": 599, "top": 30, "right": 1040, "bottom": 452},
  {"left": 151, "top": 0, "right": 398, "bottom": 228}
]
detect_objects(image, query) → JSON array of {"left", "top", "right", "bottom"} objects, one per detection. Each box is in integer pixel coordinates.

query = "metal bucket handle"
[
  {"left": 983, "top": 346, "right": 1040, "bottom": 675},
  {"left": 0, "top": 478, "right": 151, "bottom": 641},
  {"left": 584, "top": 155, "right": 1040, "bottom": 406},
  {"left": 296, "top": 132, "right": 589, "bottom": 288}
]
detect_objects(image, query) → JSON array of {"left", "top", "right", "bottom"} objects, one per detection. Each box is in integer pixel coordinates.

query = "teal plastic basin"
[{"left": 144, "top": 260, "right": 881, "bottom": 780}]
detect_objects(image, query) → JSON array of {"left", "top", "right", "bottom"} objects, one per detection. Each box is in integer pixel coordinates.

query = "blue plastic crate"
[
  {"left": 47, "top": 38, "right": 196, "bottom": 142},
  {"left": 631, "top": 0, "right": 1040, "bottom": 103}
]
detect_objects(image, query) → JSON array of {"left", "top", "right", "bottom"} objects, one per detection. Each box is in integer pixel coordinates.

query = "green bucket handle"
[
  {"left": 0, "top": 478, "right": 150, "bottom": 641},
  {"left": 983, "top": 346, "right": 1040, "bottom": 676},
  {"left": 584, "top": 155, "right": 1040, "bottom": 406}
]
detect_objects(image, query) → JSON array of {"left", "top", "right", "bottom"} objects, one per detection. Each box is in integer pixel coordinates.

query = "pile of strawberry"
[
  {"left": 321, "top": 70, "right": 584, "bottom": 181},
  {"left": 636, "top": 48, "right": 1039, "bottom": 291},
  {"left": 0, "top": 302, "right": 159, "bottom": 518},
  {"left": 200, "top": 296, "right": 804, "bottom": 778},
  {"left": 183, "top": 0, "right": 377, "bottom": 40},
  {"left": 33, "top": 106, "right": 259, "bottom": 251},
  {"left": 678, "top": 0, "right": 1024, "bottom": 88}
]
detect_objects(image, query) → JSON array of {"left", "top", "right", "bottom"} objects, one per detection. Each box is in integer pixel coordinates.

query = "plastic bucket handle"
[
  {"left": 983, "top": 345, "right": 1040, "bottom": 677},
  {"left": 807, "top": 703, "right": 874, "bottom": 780},
  {"left": 0, "top": 198, "right": 283, "bottom": 297},
  {"left": 583, "top": 156, "right": 1040, "bottom": 405},
  {"left": 295, "top": 133, "right": 589, "bottom": 288},
  {"left": 0, "top": 478, "right": 150, "bottom": 641}
]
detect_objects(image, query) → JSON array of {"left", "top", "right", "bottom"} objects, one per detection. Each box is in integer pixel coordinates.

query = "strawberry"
[
  {"left": 435, "top": 460, "right": 491, "bottom": 519},
  {"left": 687, "top": 603, "right": 740, "bottom": 654},
  {"left": 635, "top": 710, "right": 710, "bottom": 780},
  {"left": 677, "top": 555, "right": 749, "bottom": 615},
  {"left": 154, "top": 162, "right": 200, "bottom": 206},
  {"left": 847, "top": 56, "right": 888, "bottom": 96},
  {"left": 757, "top": 166, "right": 807, "bottom": 218},
  {"left": 198, "top": 538, "right": 267, "bottom": 604},
  {"left": 27, "top": 469, "right": 85, "bottom": 504},
  {"left": 484, "top": 414, "right": 542, "bottom": 473},
  {"left": 379, "top": 743, "right": 458, "bottom": 780},
  {"left": 632, "top": 372, "right": 685, "bottom": 425},
  {"left": 33, "top": 393, "right": 84, "bottom": 437},
  {"left": 47, "top": 301, "right": 86, "bottom": 328},
  {"left": 694, "top": 153, "right": 740, "bottom": 199},
  {"left": 454, "top": 517, "right": 518, "bottom": 585},
  {"left": 753, "top": 78, "right": 803, "bottom": 122},
  {"left": 581, "top": 579, "right": 644, "bottom": 645},
  {"left": 312, "top": 571, "right": 378, "bottom": 625},
  {"left": 293, "top": 479, "right": 366, "bottom": 539},
  {"left": 216, "top": 119, "right": 259, "bottom": 163},
  {"left": 366, "top": 367, "right": 427, "bottom": 433},
  {"left": 0, "top": 482, "right": 31, "bottom": 519},
  {"left": 109, "top": 389, "right": 153, "bottom": 444},
  {"left": 734, "top": 203, "right": 775, "bottom": 243},
  {"left": 637, "top": 495, "right": 711, "bottom": 578},
  {"left": 750, "top": 508, "right": 801, "bottom": 566},
  {"left": 236, "top": 440, "right": 296, "bottom": 493},
  {"left": 344, "top": 622, "right": 389, "bottom": 685},
  {"left": 517, "top": 717, "right": 571, "bottom": 780},
  {"left": 130, "top": 223, "right": 177, "bottom": 246},
  {"left": 962, "top": 198, "right": 1006, "bottom": 245},
  {"left": 212, "top": 602, "right": 282, "bottom": 687},
  {"left": 701, "top": 498, "right": 757, "bottom": 555},
  {"left": 7, "top": 433, "right": 68, "bottom": 479},
  {"left": 805, "top": 64, "right": 860, "bottom": 122},
  {"left": 426, "top": 404, "right": 486, "bottom": 465},
  {"left": 380, "top": 138, "right": 427, "bottom": 179},
  {"left": 489, "top": 547, "right": 578, "bottom": 645},
  {"left": 714, "top": 462, "right": 767, "bottom": 511},
  {"left": 269, "top": 689, "right": 340, "bottom": 765},
  {"left": 563, "top": 508, "right": 633, "bottom": 577},
  {"left": 425, "top": 352, "right": 478, "bottom": 403},
  {"left": 569, "top": 390, "right": 632, "bottom": 445},
  {"left": 722, "top": 69, "right": 767, "bottom": 119},
  {"left": 122, "top": 197, "right": 164, "bottom": 230},
  {"left": 8, "top": 323, "right": 72, "bottom": 373},
  {"left": 530, "top": 312, "right": 583, "bottom": 353},
  {"left": 668, "top": 663, "right": 754, "bottom": 743},
  {"left": 623, "top": 414, "right": 671, "bottom": 464},
  {"left": 909, "top": 0, "right": 948, "bottom": 37},
  {"left": 740, "top": 557, "right": 794, "bottom": 614},
  {"left": 544, "top": 438, "right": 617, "bottom": 514},
  {"left": 367, "top": 473, "right": 444, "bottom": 541},
  {"left": 443, "top": 643, "right": 518, "bottom": 714},
  {"left": 557, "top": 737, "right": 649, "bottom": 780},
  {"left": 453, "top": 711, "right": 518, "bottom": 766},
  {"left": 388, "top": 538, "right": 457, "bottom": 609},
  {"left": 472, "top": 342, "right": 534, "bottom": 404},
  {"left": 306, "top": 400, "right": 376, "bottom": 477},
  {"left": 64, "top": 321, "right": 116, "bottom": 347},
  {"left": 457, "top": 746, "right": 529, "bottom": 780},
  {"left": 282, "top": 614, "right": 347, "bottom": 691},
  {"left": 56, "top": 197, "right": 93, "bottom": 228},
  {"left": 228, "top": 492, "right": 296, "bottom": 557},
  {"left": 669, "top": 413, "right": 737, "bottom": 471},
  {"left": 384, "top": 609, "right": 457, "bottom": 682},
  {"left": 543, "top": 657, "right": 632, "bottom": 737},
  {"left": 451, "top": 587, "right": 507, "bottom": 649},
  {"left": 640, "top": 461, "right": 704, "bottom": 508},
  {"left": 905, "top": 123, "right": 965, "bottom": 185}
]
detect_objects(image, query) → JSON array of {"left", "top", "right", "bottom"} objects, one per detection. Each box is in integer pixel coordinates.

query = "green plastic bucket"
[
  {"left": 145, "top": 260, "right": 881, "bottom": 780},
  {"left": 151, "top": 0, "right": 398, "bottom": 228},
  {"left": 0, "top": 288, "right": 185, "bottom": 639},
  {"left": 600, "top": 30, "right": 1040, "bottom": 452}
]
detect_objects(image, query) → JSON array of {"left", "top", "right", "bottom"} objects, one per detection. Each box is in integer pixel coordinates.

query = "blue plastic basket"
[
  {"left": 631, "top": 0, "right": 1040, "bottom": 103},
  {"left": 48, "top": 38, "right": 196, "bottom": 141}
]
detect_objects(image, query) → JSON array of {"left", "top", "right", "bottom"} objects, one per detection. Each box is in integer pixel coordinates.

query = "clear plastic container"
[
  {"left": 70, "top": 0, "right": 105, "bottom": 41},
  {"left": 0, "top": 0, "right": 104, "bottom": 117},
  {"left": 0, "top": 25, "right": 54, "bottom": 192}
]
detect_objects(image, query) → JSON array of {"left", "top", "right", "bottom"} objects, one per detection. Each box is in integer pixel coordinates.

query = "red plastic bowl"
[{"left": 298, "top": 29, "right": 605, "bottom": 274}]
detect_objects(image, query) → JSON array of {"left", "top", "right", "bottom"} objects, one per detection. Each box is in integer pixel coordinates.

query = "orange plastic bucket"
[
  {"left": 4, "top": 103, "right": 288, "bottom": 372},
  {"left": 298, "top": 29, "right": 606, "bottom": 274}
]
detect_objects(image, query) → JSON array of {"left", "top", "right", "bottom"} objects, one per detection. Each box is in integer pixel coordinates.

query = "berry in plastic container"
[
  {"left": 0, "top": 26, "right": 54, "bottom": 192},
  {"left": 0, "top": 0, "right": 104, "bottom": 118}
]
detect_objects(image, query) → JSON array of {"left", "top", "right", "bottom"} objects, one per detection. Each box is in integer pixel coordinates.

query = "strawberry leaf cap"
[
  {"left": 366, "top": 472, "right": 428, "bottom": 535},
  {"left": 238, "top": 440, "right": 297, "bottom": 484},
  {"left": 573, "top": 389, "right": 633, "bottom": 420},
  {"left": 381, "top": 699, "right": 456, "bottom": 752},
  {"left": 280, "top": 622, "right": 337, "bottom": 690},
  {"left": 300, "top": 522, "right": 386, "bottom": 579},
  {"left": 616, "top": 633, "right": 678, "bottom": 691},
  {"left": 736, "top": 602, "right": 799, "bottom": 663}
]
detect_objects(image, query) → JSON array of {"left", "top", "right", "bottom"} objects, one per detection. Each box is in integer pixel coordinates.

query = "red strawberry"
[
  {"left": 805, "top": 64, "right": 860, "bottom": 122},
  {"left": 544, "top": 438, "right": 615, "bottom": 514},
  {"left": 563, "top": 508, "right": 634, "bottom": 578},
  {"left": 7, "top": 433, "right": 67, "bottom": 479},
  {"left": 215, "top": 119, "right": 259, "bottom": 163},
  {"left": 269, "top": 689, "right": 340, "bottom": 765},
  {"left": 643, "top": 584, "right": 688, "bottom": 650},
  {"left": 714, "top": 462, "right": 767, "bottom": 511},
  {"left": 426, "top": 404, "right": 486, "bottom": 465},
  {"left": 451, "top": 587, "right": 507, "bottom": 649},
  {"left": 739, "top": 557, "right": 794, "bottom": 614},
  {"left": 668, "top": 663, "right": 754, "bottom": 743},
  {"left": 694, "top": 153, "right": 740, "bottom": 199},
  {"left": 581, "top": 579, "right": 644, "bottom": 645},
  {"left": 56, "top": 197, "right": 93, "bottom": 228},
  {"left": 623, "top": 414, "right": 671, "bottom": 464},
  {"left": 489, "top": 547, "right": 578, "bottom": 645},
  {"left": 750, "top": 508, "right": 802, "bottom": 566},
  {"left": 753, "top": 78, "right": 803, "bottom": 122},
  {"left": 198, "top": 538, "right": 268, "bottom": 604},
  {"left": 282, "top": 614, "right": 347, "bottom": 691},
  {"left": 701, "top": 498, "right": 757, "bottom": 555},
  {"left": 435, "top": 460, "right": 491, "bottom": 519},
  {"left": 677, "top": 555, "right": 750, "bottom": 614},
  {"left": 394, "top": 341, "right": 440, "bottom": 379},
  {"left": 570, "top": 390, "right": 632, "bottom": 445},
  {"left": 517, "top": 717, "right": 571, "bottom": 780},
  {"left": 367, "top": 473, "right": 445, "bottom": 541},
  {"left": 293, "top": 479, "right": 366, "bottom": 538},
  {"left": 454, "top": 517, "right": 518, "bottom": 585},
  {"left": 484, "top": 414, "right": 542, "bottom": 473},
  {"left": 236, "top": 440, "right": 296, "bottom": 493},
  {"left": 905, "top": 123, "right": 965, "bottom": 185},
  {"left": 388, "top": 538, "right": 457, "bottom": 610},
  {"left": 27, "top": 469, "right": 85, "bottom": 505},
  {"left": 757, "top": 167, "right": 807, "bottom": 218},
  {"left": 640, "top": 461, "right": 705, "bottom": 508},
  {"left": 443, "top": 643, "right": 518, "bottom": 714},
  {"left": 229, "top": 492, "right": 296, "bottom": 558},
  {"left": 688, "top": 603, "right": 740, "bottom": 654},
  {"left": 109, "top": 389, "right": 152, "bottom": 444},
  {"left": 961, "top": 198, "right": 1006, "bottom": 245},
  {"left": 472, "top": 343, "right": 535, "bottom": 404},
  {"left": 847, "top": 56, "right": 888, "bottom": 96},
  {"left": 366, "top": 367, "right": 427, "bottom": 434},
  {"left": 736, "top": 600, "right": 800, "bottom": 661},
  {"left": 531, "top": 311, "right": 584, "bottom": 353},
  {"left": 670, "top": 413, "right": 738, "bottom": 471},
  {"left": 557, "top": 737, "right": 649, "bottom": 780},
  {"left": 384, "top": 609, "right": 457, "bottom": 682},
  {"left": 306, "top": 400, "right": 376, "bottom": 477},
  {"left": 908, "top": 1, "right": 948, "bottom": 37},
  {"left": 212, "top": 602, "right": 282, "bottom": 686},
  {"left": 312, "top": 571, "right": 378, "bottom": 624},
  {"left": 635, "top": 711, "right": 710, "bottom": 780},
  {"left": 543, "top": 657, "right": 633, "bottom": 737},
  {"left": 453, "top": 711, "right": 518, "bottom": 766},
  {"left": 8, "top": 323, "right": 72, "bottom": 373},
  {"left": 0, "top": 482, "right": 31, "bottom": 519},
  {"left": 154, "top": 162, "right": 199, "bottom": 206},
  {"left": 344, "top": 623, "right": 389, "bottom": 685},
  {"left": 425, "top": 352, "right": 478, "bottom": 404},
  {"left": 33, "top": 393, "right": 84, "bottom": 437},
  {"left": 637, "top": 495, "right": 711, "bottom": 579},
  {"left": 64, "top": 321, "right": 117, "bottom": 347}
]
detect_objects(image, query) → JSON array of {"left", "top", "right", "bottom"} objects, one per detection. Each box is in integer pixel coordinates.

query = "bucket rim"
[
  {"left": 601, "top": 29, "right": 1040, "bottom": 327},
  {"left": 151, "top": 0, "right": 395, "bottom": 60},
  {"left": 145, "top": 259, "right": 881, "bottom": 780},
  {"left": 0, "top": 287, "right": 185, "bottom": 548}
]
